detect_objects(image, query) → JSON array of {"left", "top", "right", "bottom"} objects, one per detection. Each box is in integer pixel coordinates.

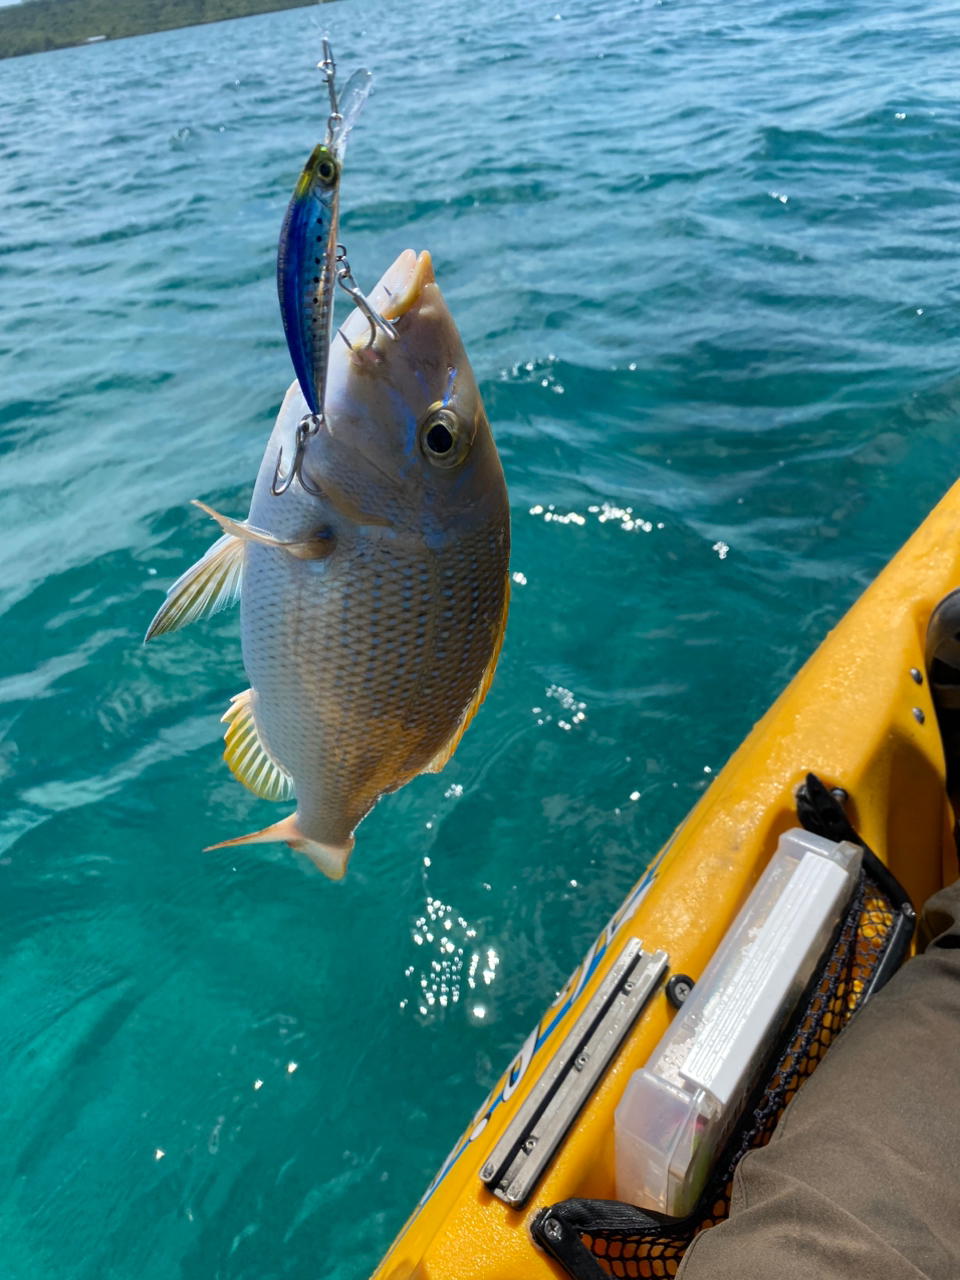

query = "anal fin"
[
  {"left": 421, "top": 574, "right": 511, "bottom": 775},
  {"left": 145, "top": 533, "right": 244, "bottom": 641},
  {"left": 222, "top": 689, "right": 295, "bottom": 802}
]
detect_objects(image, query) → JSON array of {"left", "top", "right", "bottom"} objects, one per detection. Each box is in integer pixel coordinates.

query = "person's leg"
[{"left": 677, "top": 880, "right": 960, "bottom": 1280}]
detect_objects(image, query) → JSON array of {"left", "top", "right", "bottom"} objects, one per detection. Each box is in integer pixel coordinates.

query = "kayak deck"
[{"left": 371, "top": 476, "right": 960, "bottom": 1280}]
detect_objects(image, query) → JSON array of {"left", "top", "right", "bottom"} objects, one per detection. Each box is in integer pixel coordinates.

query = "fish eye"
[{"left": 418, "top": 407, "right": 470, "bottom": 469}]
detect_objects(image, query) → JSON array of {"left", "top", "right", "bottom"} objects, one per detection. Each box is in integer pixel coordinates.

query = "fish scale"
[{"left": 244, "top": 530, "right": 507, "bottom": 845}]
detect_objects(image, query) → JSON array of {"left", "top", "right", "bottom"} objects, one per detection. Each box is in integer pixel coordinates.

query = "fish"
[
  {"left": 146, "top": 249, "right": 511, "bottom": 879},
  {"left": 276, "top": 53, "right": 371, "bottom": 418}
]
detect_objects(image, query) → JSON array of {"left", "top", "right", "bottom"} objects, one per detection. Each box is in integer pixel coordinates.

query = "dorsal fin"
[
  {"left": 221, "top": 689, "right": 295, "bottom": 802},
  {"left": 145, "top": 534, "right": 244, "bottom": 642},
  {"left": 421, "top": 574, "right": 511, "bottom": 775}
]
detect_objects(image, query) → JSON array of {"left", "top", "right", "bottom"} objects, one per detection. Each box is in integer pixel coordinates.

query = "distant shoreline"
[{"left": 0, "top": 0, "right": 330, "bottom": 61}]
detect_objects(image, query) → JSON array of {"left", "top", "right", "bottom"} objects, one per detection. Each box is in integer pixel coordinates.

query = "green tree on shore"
[{"left": 0, "top": 0, "right": 328, "bottom": 61}]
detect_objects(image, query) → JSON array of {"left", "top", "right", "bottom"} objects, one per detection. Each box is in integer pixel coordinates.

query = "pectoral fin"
[
  {"left": 222, "top": 689, "right": 295, "bottom": 802},
  {"left": 421, "top": 575, "right": 511, "bottom": 774},
  {"left": 204, "top": 812, "right": 354, "bottom": 881},
  {"left": 145, "top": 533, "right": 245, "bottom": 641},
  {"left": 193, "top": 501, "right": 334, "bottom": 561}
]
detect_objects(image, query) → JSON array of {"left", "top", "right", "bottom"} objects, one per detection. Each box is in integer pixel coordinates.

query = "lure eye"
[
  {"left": 418, "top": 407, "right": 470, "bottom": 469},
  {"left": 310, "top": 146, "right": 339, "bottom": 187}
]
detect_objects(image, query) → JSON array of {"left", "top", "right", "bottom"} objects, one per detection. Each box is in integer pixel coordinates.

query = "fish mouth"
[
  {"left": 378, "top": 249, "right": 435, "bottom": 320},
  {"left": 340, "top": 249, "right": 435, "bottom": 349}
]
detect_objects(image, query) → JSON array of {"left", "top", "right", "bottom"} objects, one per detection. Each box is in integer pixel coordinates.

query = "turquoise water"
[{"left": 2, "top": 0, "right": 959, "bottom": 1273}]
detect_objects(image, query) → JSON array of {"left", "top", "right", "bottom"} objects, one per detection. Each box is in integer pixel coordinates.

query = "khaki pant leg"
[{"left": 677, "top": 880, "right": 960, "bottom": 1280}]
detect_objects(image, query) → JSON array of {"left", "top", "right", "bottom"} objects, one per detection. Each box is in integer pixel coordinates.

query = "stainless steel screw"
[{"left": 543, "top": 1217, "right": 562, "bottom": 1241}]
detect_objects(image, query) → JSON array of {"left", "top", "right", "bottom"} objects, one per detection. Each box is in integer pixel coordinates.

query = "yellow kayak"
[{"left": 370, "top": 475, "right": 960, "bottom": 1280}]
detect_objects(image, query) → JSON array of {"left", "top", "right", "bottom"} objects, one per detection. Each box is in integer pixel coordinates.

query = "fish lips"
[{"left": 343, "top": 248, "right": 436, "bottom": 342}]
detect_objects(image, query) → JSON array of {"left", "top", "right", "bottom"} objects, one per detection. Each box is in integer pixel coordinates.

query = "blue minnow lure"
[{"left": 276, "top": 45, "right": 371, "bottom": 418}]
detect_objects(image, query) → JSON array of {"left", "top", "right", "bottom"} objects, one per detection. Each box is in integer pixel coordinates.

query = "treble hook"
[
  {"left": 271, "top": 413, "right": 325, "bottom": 497},
  {"left": 335, "top": 245, "right": 398, "bottom": 349}
]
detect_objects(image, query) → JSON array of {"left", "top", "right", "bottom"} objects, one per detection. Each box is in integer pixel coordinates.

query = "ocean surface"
[{"left": 1, "top": 0, "right": 959, "bottom": 1274}]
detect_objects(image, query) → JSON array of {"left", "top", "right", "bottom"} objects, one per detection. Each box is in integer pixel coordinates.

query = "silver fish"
[{"left": 146, "top": 249, "right": 511, "bottom": 878}]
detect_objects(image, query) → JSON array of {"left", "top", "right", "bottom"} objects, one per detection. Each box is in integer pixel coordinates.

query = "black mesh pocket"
[{"left": 531, "top": 855, "right": 914, "bottom": 1280}]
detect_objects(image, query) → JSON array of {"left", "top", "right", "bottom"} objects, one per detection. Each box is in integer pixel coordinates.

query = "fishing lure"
[{"left": 273, "top": 41, "right": 373, "bottom": 495}]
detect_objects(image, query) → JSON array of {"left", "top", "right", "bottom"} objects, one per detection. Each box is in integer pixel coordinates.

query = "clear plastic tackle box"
[{"left": 614, "top": 828, "right": 862, "bottom": 1218}]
